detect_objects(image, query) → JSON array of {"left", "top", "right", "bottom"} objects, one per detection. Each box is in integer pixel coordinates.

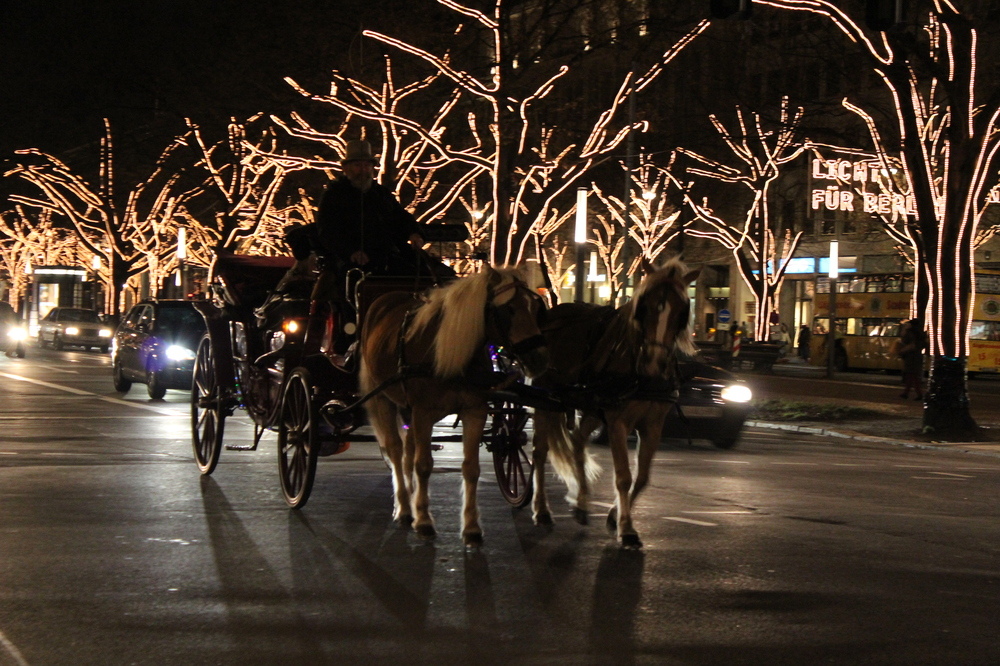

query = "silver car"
[{"left": 37, "top": 307, "right": 114, "bottom": 352}]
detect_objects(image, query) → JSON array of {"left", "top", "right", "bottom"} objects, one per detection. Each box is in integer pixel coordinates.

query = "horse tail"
[{"left": 545, "top": 415, "right": 601, "bottom": 497}]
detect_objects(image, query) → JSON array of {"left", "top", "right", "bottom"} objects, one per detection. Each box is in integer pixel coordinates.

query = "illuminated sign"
[{"left": 809, "top": 157, "right": 917, "bottom": 217}]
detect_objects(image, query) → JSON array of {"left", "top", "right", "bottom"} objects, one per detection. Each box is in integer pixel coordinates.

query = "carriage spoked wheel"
[
  {"left": 278, "top": 367, "right": 320, "bottom": 509},
  {"left": 191, "top": 335, "right": 225, "bottom": 475},
  {"left": 488, "top": 403, "right": 534, "bottom": 507}
]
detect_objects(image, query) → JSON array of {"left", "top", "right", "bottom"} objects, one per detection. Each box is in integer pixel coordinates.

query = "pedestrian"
[
  {"left": 895, "top": 318, "right": 926, "bottom": 399},
  {"left": 797, "top": 324, "right": 811, "bottom": 361}
]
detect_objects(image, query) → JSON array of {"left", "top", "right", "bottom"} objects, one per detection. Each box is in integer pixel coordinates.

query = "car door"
[
  {"left": 38, "top": 309, "right": 57, "bottom": 345},
  {"left": 132, "top": 305, "right": 156, "bottom": 376},
  {"left": 116, "top": 306, "right": 143, "bottom": 378}
]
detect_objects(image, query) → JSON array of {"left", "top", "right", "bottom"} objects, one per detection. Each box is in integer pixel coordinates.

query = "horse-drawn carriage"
[
  {"left": 188, "top": 250, "right": 541, "bottom": 510},
  {"left": 189, "top": 248, "right": 733, "bottom": 547}
]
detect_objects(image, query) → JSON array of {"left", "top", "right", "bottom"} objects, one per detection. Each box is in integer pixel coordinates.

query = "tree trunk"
[{"left": 922, "top": 356, "right": 977, "bottom": 436}]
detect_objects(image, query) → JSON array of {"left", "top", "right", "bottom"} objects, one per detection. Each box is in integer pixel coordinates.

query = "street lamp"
[
  {"left": 827, "top": 240, "right": 839, "bottom": 378},
  {"left": 176, "top": 227, "right": 187, "bottom": 295},
  {"left": 574, "top": 187, "right": 587, "bottom": 302}
]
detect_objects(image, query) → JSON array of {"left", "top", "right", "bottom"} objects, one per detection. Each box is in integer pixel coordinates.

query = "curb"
[{"left": 745, "top": 420, "right": 1000, "bottom": 459}]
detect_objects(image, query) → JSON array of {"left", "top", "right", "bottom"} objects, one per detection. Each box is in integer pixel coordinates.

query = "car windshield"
[
  {"left": 61, "top": 309, "right": 101, "bottom": 323},
  {"left": 157, "top": 306, "right": 204, "bottom": 333}
]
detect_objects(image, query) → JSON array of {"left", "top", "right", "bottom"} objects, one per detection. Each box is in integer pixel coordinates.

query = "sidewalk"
[{"left": 741, "top": 355, "right": 1000, "bottom": 458}]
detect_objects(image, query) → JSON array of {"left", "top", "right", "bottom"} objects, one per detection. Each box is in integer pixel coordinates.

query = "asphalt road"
[{"left": 1, "top": 348, "right": 999, "bottom": 665}]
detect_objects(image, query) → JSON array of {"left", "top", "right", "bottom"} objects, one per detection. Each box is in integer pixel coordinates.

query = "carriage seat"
[{"left": 211, "top": 253, "right": 296, "bottom": 310}]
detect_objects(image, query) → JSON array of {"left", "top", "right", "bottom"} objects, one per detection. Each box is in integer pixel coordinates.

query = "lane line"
[
  {"left": 0, "top": 371, "right": 176, "bottom": 415},
  {"left": 664, "top": 516, "right": 718, "bottom": 526},
  {"left": 928, "top": 471, "right": 975, "bottom": 478},
  {"left": 0, "top": 629, "right": 29, "bottom": 666}
]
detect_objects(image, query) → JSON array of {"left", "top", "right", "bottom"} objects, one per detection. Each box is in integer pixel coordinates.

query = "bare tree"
[{"left": 666, "top": 98, "right": 807, "bottom": 340}]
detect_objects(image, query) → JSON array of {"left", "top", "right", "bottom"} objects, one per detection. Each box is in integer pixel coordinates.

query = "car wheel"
[
  {"left": 112, "top": 357, "right": 132, "bottom": 392},
  {"left": 99, "top": 345, "right": 109, "bottom": 354},
  {"left": 37, "top": 333, "right": 46, "bottom": 349},
  {"left": 147, "top": 364, "right": 167, "bottom": 399},
  {"left": 712, "top": 438, "right": 739, "bottom": 450},
  {"left": 14, "top": 343, "right": 25, "bottom": 359}
]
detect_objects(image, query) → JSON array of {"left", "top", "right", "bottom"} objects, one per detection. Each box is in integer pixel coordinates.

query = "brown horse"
[
  {"left": 359, "top": 266, "right": 548, "bottom": 546},
  {"left": 532, "top": 258, "right": 700, "bottom": 548}
]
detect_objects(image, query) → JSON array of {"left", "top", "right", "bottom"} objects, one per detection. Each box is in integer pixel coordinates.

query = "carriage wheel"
[
  {"left": 278, "top": 367, "right": 320, "bottom": 509},
  {"left": 489, "top": 404, "right": 534, "bottom": 507},
  {"left": 191, "top": 335, "right": 225, "bottom": 475}
]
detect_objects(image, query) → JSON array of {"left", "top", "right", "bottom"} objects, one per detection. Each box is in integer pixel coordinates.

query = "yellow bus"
[{"left": 810, "top": 271, "right": 1000, "bottom": 374}]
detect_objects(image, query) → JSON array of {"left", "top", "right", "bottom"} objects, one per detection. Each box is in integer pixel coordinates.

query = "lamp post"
[
  {"left": 176, "top": 227, "right": 187, "bottom": 298},
  {"left": 574, "top": 187, "right": 587, "bottom": 302},
  {"left": 827, "top": 240, "right": 839, "bottom": 379}
]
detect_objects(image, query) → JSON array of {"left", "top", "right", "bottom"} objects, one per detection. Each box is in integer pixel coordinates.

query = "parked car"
[
  {"left": 111, "top": 300, "right": 207, "bottom": 399},
  {"left": 37, "top": 307, "right": 113, "bottom": 352},
  {"left": 663, "top": 359, "right": 753, "bottom": 449},
  {"left": 0, "top": 302, "right": 27, "bottom": 358}
]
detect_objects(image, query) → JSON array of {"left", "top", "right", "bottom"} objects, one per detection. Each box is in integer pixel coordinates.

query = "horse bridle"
[{"left": 486, "top": 281, "right": 547, "bottom": 356}]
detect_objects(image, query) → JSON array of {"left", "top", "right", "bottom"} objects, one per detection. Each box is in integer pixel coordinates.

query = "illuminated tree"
[
  {"left": 5, "top": 120, "right": 199, "bottom": 314},
  {"left": 755, "top": 1, "right": 998, "bottom": 433},
  {"left": 290, "top": 1, "right": 712, "bottom": 265},
  {"left": 667, "top": 98, "right": 807, "bottom": 340},
  {"left": 0, "top": 207, "right": 82, "bottom": 312}
]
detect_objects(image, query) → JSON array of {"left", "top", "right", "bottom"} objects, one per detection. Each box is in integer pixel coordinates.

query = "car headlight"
[
  {"left": 99, "top": 328, "right": 113, "bottom": 337},
  {"left": 7, "top": 327, "right": 27, "bottom": 341},
  {"left": 165, "top": 345, "right": 196, "bottom": 361},
  {"left": 65, "top": 326, "right": 80, "bottom": 336},
  {"left": 720, "top": 384, "right": 752, "bottom": 403}
]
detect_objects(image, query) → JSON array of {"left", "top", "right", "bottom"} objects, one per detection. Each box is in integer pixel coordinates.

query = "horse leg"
[
  {"left": 529, "top": 410, "right": 555, "bottom": 526},
  {"left": 408, "top": 410, "right": 437, "bottom": 538},
  {"left": 606, "top": 419, "right": 641, "bottom": 548},
  {"left": 630, "top": 409, "right": 666, "bottom": 507},
  {"left": 368, "top": 393, "right": 412, "bottom": 525},
  {"left": 569, "top": 413, "right": 603, "bottom": 525},
  {"left": 459, "top": 408, "right": 487, "bottom": 547}
]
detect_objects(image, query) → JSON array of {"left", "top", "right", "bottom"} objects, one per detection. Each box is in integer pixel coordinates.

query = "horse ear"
[{"left": 683, "top": 267, "right": 701, "bottom": 285}]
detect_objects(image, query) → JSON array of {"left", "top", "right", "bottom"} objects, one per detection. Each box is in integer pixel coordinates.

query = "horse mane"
[
  {"left": 409, "top": 267, "right": 524, "bottom": 378},
  {"left": 625, "top": 256, "right": 698, "bottom": 358}
]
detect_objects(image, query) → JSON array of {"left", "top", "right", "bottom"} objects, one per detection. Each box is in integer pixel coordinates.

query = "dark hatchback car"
[
  {"left": 111, "top": 300, "right": 206, "bottom": 399},
  {"left": 662, "top": 359, "right": 753, "bottom": 449}
]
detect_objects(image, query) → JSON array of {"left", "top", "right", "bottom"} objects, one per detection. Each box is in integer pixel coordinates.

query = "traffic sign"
[{"left": 718, "top": 308, "right": 732, "bottom": 324}]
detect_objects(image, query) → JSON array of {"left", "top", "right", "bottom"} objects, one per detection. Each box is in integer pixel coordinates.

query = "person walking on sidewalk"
[
  {"left": 797, "top": 324, "right": 811, "bottom": 362},
  {"left": 895, "top": 318, "right": 926, "bottom": 399}
]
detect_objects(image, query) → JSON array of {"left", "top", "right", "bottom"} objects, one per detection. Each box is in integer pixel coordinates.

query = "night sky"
[{"left": 0, "top": 0, "right": 375, "bottom": 158}]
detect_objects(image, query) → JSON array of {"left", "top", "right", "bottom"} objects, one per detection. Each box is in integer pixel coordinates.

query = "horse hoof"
[
  {"left": 572, "top": 507, "right": 589, "bottom": 525},
  {"left": 463, "top": 532, "right": 484, "bottom": 548},
  {"left": 415, "top": 523, "right": 436, "bottom": 539},
  {"left": 534, "top": 512, "right": 554, "bottom": 526},
  {"left": 395, "top": 514, "right": 414, "bottom": 527},
  {"left": 620, "top": 533, "right": 642, "bottom": 549}
]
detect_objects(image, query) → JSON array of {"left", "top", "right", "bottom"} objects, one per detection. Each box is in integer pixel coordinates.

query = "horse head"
[
  {"left": 484, "top": 267, "right": 550, "bottom": 378},
  {"left": 631, "top": 258, "right": 700, "bottom": 373}
]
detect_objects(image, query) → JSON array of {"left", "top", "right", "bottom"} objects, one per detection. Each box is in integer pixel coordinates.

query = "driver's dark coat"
[{"left": 287, "top": 176, "right": 421, "bottom": 274}]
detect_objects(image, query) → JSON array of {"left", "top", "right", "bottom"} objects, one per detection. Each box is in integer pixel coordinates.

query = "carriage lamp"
[
  {"left": 284, "top": 319, "right": 301, "bottom": 335},
  {"left": 720, "top": 384, "right": 752, "bottom": 403},
  {"left": 166, "top": 345, "right": 196, "bottom": 362}
]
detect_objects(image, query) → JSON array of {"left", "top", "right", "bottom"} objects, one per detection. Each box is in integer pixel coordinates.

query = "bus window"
[
  {"left": 849, "top": 277, "right": 866, "bottom": 293},
  {"left": 971, "top": 321, "right": 1000, "bottom": 341},
  {"left": 845, "top": 317, "right": 864, "bottom": 335},
  {"left": 902, "top": 276, "right": 914, "bottom": 292},
  {"left": 884, "top": 276, "right": 902, "bottom": 292},
  {"left": 866, "top": 277, "right": 884, "bottom": 292}
]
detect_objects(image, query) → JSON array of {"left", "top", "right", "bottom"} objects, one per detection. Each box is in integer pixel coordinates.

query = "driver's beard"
[{"left": 349, "top": 174, "right": 373, "bottom": 192}]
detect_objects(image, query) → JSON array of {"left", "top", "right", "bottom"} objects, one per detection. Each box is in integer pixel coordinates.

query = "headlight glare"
[
  {"left": 65, "top": 326, "right": 80, "bottom": 336},
  {"left": 720, "top": 384, "right": 752, "bottom": 403},
  {"left": 165, "top": 345, "right": 196, "bottom": 361},
  {"left": 99, "top": 328, "right": 113, "bottom": 337},
  {"left": 7, "top": 327, "right": 27, "bottom": 341}
]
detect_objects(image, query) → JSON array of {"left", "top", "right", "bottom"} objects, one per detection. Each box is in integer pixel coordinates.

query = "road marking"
[
  {"left": 927, "top": 471, "right": 975, "bottom": 478},
  {"left": 664, "top": 516, "right": 718, "bottom": 527},
  {"left": 770, "top": 461, "right": 819, "bottom": 465},
  {"left": 682, "top": 510, "right": 757, "bottom": 515},
  {"left": 0, "top": 371, "right": 176, "bottom": 415},
  {"left": 0, "top": 628, "right": 29, "bottom": 666},
  {"left": 710, "top": 460, "right": 751, "bottom": 465},
  {"left": 591, "top": 501, "right": 614, "bottom": 510},
  {"left": 911, "top": 476, "right": 967, "bottom": 480}
]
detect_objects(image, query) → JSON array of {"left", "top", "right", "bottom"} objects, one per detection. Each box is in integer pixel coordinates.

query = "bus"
[{"left": 810, "top": 271, "right": 1000, "bottom": 374}]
